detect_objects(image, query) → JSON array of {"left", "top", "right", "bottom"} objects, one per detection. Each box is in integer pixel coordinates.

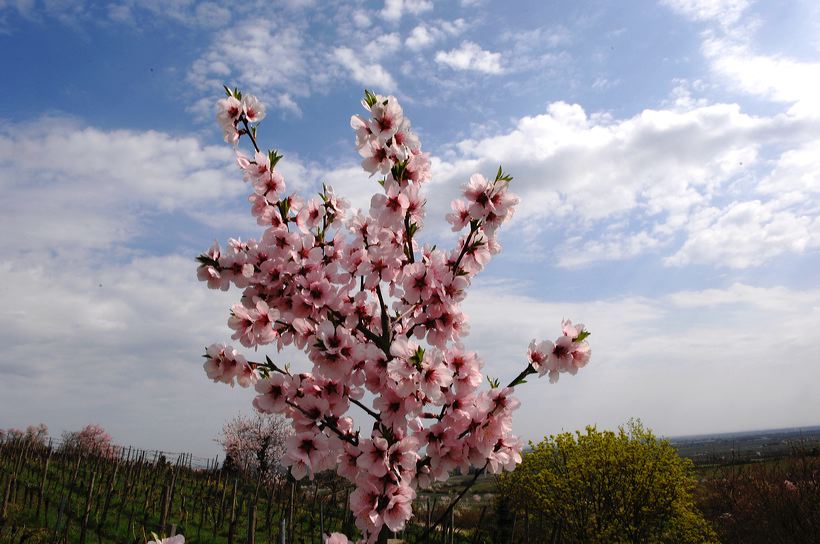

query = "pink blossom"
[
  {"left": 323, "top": 534, "right": 349, "bottom": 544},
  {"left": 61, "top": 424, "right": 115, "bottom": 458},
  {"left": 356, "top": 436, "right": 389, "bottom": 477},
  {"left": 204, "top": 343, "right": 246, "bottom": 386},
  {"left": 216, "top": 95, "right": 241, "bottom": 143},
  {"left": 241, "top": 94, "right": 265, "bottom": 122},
  {"left": 148, "top": 536, "right": 185, "bottom": 544},
  {"left": 367, "top": 95, "right": 403, "bottom": 143},
  {"left": 284, "top": 431, "right": 328, "bottom": 480},
  {"left": 446, "top": 199, "right": 471, "bottom": 231},
  {"left": 198, "top": 89, "right": 592, "bottom": 542},
  {"left": 253, "top": 373, "right": 293, "bottom": 414},
  {"left": 382, "top": 483, "right": 415, "bottom": 531}
]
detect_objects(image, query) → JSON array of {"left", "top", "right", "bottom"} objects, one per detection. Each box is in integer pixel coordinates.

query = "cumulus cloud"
[
  {"left": 464, "top": 280, "right": 820, "bottom": 439},
  {"left": 188, "top": 23, "right": 316, "bottom": 115},
  {"left": 758, "top": 141, "right": 820, "bottom": 197},
  {"left": 0, "top": 116, "right": 245, "bottom": 253},
  {"left": 405, "top": 18, "right": 467, "bottom": 50},
  {"left": 435, "top": 41, "right": 503, "bottom": 74},
  {"left": 0, "top": 114, "right": 327, "bottom": 454},
  {"left": 333, "top": 46, "right": 398, "bottom": 92},
  {"left": 665, "top": 200, "right": 820, "bottom": 268},
  {"left": 379, "top": 0, "right": 433, "bottom": 22},
  {"left": 664, "top": 0, "right": 820, "bottom": 115},
  {"left": 702, "top": 34, "right": 820, "bottom": 114},
  {"left": 667, "top": 282, "right": 820, "bottom": 311},
  {"left": 660, "top": 0, "right": 750, "bottom": 26},
  {"left": 419, "top": 91, "right": 820, "bottom": 268},
  {"left": 0, "top": 251, "right": 256, "bottom": 455}
]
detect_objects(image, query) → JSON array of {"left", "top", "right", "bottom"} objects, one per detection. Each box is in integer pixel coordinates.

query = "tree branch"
[
  {"left": 350, "top": 398, "right": 380, "bottom": 422},
  {"left": 450, "top": 222, "right": 479, "bottom": 277}
]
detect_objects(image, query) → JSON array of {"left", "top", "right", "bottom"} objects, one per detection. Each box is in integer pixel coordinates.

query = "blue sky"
[{"left": 1, "top": 0, "right": 819, "bottom": 457}]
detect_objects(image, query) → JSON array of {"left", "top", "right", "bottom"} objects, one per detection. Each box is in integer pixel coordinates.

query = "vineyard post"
[
  {"left": 278, "top": 516, "right": 286, "bottom": 544},
  {"left": 99, "top": 459, "right": 119, "bottom": 530},
  {"left": 196, "top": 481, "right": 205, "bottom": 543},
  {"left": 246, "top": 493, "right": 256, "bottom": 544},
  {"left": 227, "top": 478, "right": 238, "bottom": 544},
  {"left": 218, "top": 471, "right": 228, "bottom": 526},
  {"left": 168, "top": 463, "right": 180, "bottom": 526},
  {"left": 264, "top": 482, "right": 274, "bottom": 543},
  {"left": 0, "top": 473, "right": 11, "bottom": 522},
  {"left": 79, "top": 470, "right": 96, "bottom": 544},
  {"left": 54, "top": 493, "right": 66, "bottom": 533},
  {"left": 288, "top": 481, "right": 294, "bottom": 544},
  {"left": 36, "top": 443, "right": 52, "bottom": 521},
  {"left": 159, "top": 483, "right": 170, "bottom": 535}
]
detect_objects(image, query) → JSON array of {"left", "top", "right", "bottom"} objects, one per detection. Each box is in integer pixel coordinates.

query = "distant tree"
[
  {"left": 0, "top": 423, "right": 48, "bottom": 447},
  {"left": 499, "top": 420, "right": 717, "bottom": 543},
  {"left": 1, "top": 428, "right": 23, "bottom": 442},
  {"left": 61, "top": 423, "right": 116, "bottom": 458},
  {"left": 24, "top": 423, "right": 49, "bottom": 446},
  {"left": 217, "top": 412, "right": 290, "bottom": 485}
]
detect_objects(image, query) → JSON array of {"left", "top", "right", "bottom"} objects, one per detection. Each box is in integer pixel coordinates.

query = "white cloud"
[
  {"left": 421, "top": 96, "right": 820, "bottom": 268},
  {"left": 405, "top": 25, "right": 435, "bottom": 50},
  {"left": 276, "top": 93, "right": 302, "bottom": 116},
  {"left": 0, "top": 252, "right": 256, "bottom": 455},
  {"left": 333, "top": 46, "right": 398, "bottom": 93},
  {"left": 352, "top": 10, "right": 370, "bottom": 28},
  {"left": 758, "top": 141, "right": 820, "bottom": 197},
  {"left": 380, "top": 0, "right": 433, "bottom": 22},
  {"left": 702, "top": 34, "right": 820, "bottom": 114},
  {"left": 435, "top": 41, "right": 503, "bottom": 74},
  {"left": 464, "top": 280, "right": 820, "bottom": 439},
  {"left": 665, "top": 200, "right": 820, "bottom": 268},
  {"left": 188, "top": 23, "right": 316, "bottom": 115},
  {"left": 0, "top": 114, "right": 324, "bottom": 454},
  {"left": 558, "top": 231, "right": 664, "bottom": 268},
  {"left": 667, "top": 282, "right": 819, "bottom": 311},
  {"left": 368, "top": 32, "right": 402, "bottom": 59},
  {"left": 405, "top": 18, "right": 468, "bottom": 51},
  {"left": 0, "top": 116, "right": 243, "bottom": 253},
  {"left": 660, "top": 0, "right": 750, "bottom": 26},
  {"left": 664, "top": 0, "right": 820, "bottom": 115}
]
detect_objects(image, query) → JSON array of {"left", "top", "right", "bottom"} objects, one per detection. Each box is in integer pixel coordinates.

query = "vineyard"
[
  {"left": 2, "top": 430, "right": 820, "bottom": 543},
  {"left": 0, "top": 438, "right": 356, "bottom": 544},
  {"left": 0, "top": 438, "right": 501, "bottom": 544}
]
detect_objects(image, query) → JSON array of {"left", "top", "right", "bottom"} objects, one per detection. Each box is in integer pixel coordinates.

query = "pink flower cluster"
[
  {"left": 61, "top": 423, "right": 116, "bottom": 458},
  {"left": 199, "top": 89, "right": 590, "bottom": 542},
  {"left": 527, "top": 319, "right": 592, "bottom": 383},
  {"left": 217, "top": 88, "right": 265, "bottom": 144},
  {"left": 218, "top": 413, "right": 289, "bottom": 485}
]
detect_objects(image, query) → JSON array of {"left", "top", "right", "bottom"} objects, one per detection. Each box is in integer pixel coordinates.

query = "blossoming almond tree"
[
  {"left": 217, "top": 412, "right": 290, "bottom": 485},
  {"left": 197, "top": 87, "right": 591, "bottom": 543}
]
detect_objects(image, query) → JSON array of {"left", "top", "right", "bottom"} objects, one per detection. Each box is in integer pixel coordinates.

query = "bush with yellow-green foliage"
[{"left": 499, "top": 420, "right": 717, "bottom": 543}]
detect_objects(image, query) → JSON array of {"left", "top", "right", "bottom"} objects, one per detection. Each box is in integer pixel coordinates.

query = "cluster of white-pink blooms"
[
  {"left": 217, "top": 412, "right": 290, "bottom": 485},
  {"left": 60, "top": 423, "right": 117, "bottom": 458},
  {"left": 198, "top": 88, "right": 591, "bottom": 543}
]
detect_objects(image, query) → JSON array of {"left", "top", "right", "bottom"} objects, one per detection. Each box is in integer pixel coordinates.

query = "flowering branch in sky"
[{"left": 197, "top": 87, "right": 591, "bottom": 542}]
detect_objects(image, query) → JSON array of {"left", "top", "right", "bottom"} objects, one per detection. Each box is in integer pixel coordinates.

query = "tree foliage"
[
  {"left": 60, "top": 423, "right": 115, "bottom": 458},
  {"left": 217, "top": 412, "right": 290, "bottom": 485},
  {"left": 499, "top": 420, "right": 717, "bottom": 543},
  {"left": 0, "top": 423, "right": 48, "bottom": 447}
]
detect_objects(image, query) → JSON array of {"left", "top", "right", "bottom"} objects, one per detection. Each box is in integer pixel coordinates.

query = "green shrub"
[{"left": 499, "top": 420, "right": 716, "bottom": 543}]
